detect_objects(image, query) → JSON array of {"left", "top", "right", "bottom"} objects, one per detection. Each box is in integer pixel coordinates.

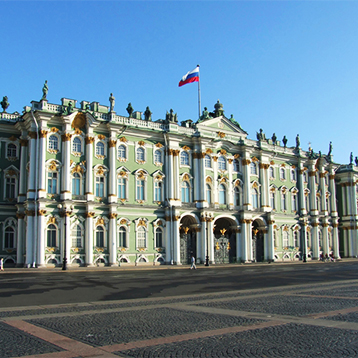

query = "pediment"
[{"left": 196, "top": 115, "right": 247, "bottom": 138}]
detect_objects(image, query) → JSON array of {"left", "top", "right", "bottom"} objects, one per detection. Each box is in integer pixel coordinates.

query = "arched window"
[
  {"left": 72, "top": 173, "right": 81, "bottom": 195},
  {"left": 48, "top": 171, "right": 58, "bottom": 194},
  {"left": 291, "top": 194, "right": 297, "bottom": 212},
  {"left": 280, "top": 168, "right": 286, "bottom": 180},
  {"left": 181, "top": 181, "right": 190, "bottom": 203},
  {"left": 5, "top": 177, "right": 16, "bottom": 199},
  {"left": 71, "top": 225, "right": 83, "bottom": 248},
  {"left": 218, "top": 157, "right": 226, "bottom": 170},
  {"left": 234, "top": 187, "right": 240, "bottom": 206},
  {"left": 252, "top": 188, "right": 258, "bottom": 208},
  {"left": 180, "top": 151, "right": 189, "bottom": 166},
  {"left": 293, "top": 231, "right": 299, "bottom": 247},
  {"left": 155, "top": 228, "right": 163, "bottom": 248},
  {"left": 282, "top": 231, "right": 289, "bottom": 247},
  {"left": 316, "top": 195, "right": 321, "bottom": 211},
  {"left": 270, "top": 191, "right": 276, "bottom": 209},
  {"left": 154, "top": 181, "right": 162, "bottom": 201},
  {"left": 154, "top": 150, "right": 162, "bottom": 163},
  {"left": 136, "top": 147, "right": 145, "bottom": 162},
  {"left": 118, "top": 145, "right": 126, "bottom": 160},
  {"left": 281, "top": 192, "right": 287, "bottom": 211},
  {"left": 118, "top": 227, "right": 127, "bottom": 247},
  {"left": 96, "top": 142, "right": 105, "bottom": 156},
  {"left": 96, "top": 226, "right": 105, "bottom": 247},
  {"left": 206, "top": 184, "right": 212, "bottom": 204},
  {"left": 48, "top": 135, "right": 58, "bottom": 151},
  {"left": 205, "top": 155, "right": 211, "bottom": 168},
  {"left": 269, "top": 166, "right": 275, "bottom": 178},
  {"left": 7, "top": 143, "right": 17, "bottom": 157},
  {"left": 4, "top": 227, "right": 15, "bottom": 249},
  {"left": 137, "top": 226, "right": 146, "bottom": 248},
  {"left": 118, "top": 177, "right": 126, "bottom": 199},
  {"left": 219, "top": 184, "right": 226, "bottom": 204},
  {"left": 95, "top": 176, "right": 105, "bottom": 197},
  {"left": 291, "top": 169, "right": 296, "bottom": 181},
  {"left": 250, "top": 162, "right": 257, "bottom": 175},
  {"left": 72, "top": 137, "right": 81, "bottom": 153},
  {"left": 233, "top": 159, "right": 240, "bottom": 172},
  {"left": 47, "top": 224, "right": 57, "bottom": 247}
]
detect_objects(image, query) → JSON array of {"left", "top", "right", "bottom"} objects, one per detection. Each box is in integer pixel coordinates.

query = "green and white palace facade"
[{"left": 0, "top": 93, "right": 357, "bottom": 267}]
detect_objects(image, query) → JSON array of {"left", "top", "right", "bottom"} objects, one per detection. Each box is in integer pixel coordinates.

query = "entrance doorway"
[
  {"left": 213, "top": 217, "right": 237, "bottom": 263},
  {"left": 252, "top": 220, "right": 265, "bottom": 262},
  {"left": 179, "top": 215, "right": 198, "bottom": 264}
]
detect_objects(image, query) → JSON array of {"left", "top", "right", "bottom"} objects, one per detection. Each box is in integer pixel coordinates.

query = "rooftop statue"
[
  {"left": 256, "top": 128, "right": 266, "bottom": 141},
  {"left": 1, "top": 96, "right": 9, "bottom": 112},
  {"left": 42, "top": 80, "right": 48, "bottom": 100},
  {"left": 229, "top": 114, "right": 245, "bottom": 131},
  {"left": 272, "top": 133, "right": 277, "bottom": 144},
  {"left": 67, "top": 101, "right": 74, "bottom": 114},
  {"left": 213, "top": 100, "right": 224, "bottom": 117},
  {"left": 327, "top": 141, "right": 333, "bottom": 156},
  {"left": 308, "top": 148, "right": 315, "bottom": 159},
  {"left": 355, "top": 157, "right": 358, "bottom": 166},
  {"left": 296, "top": 134, "right": 300, "bottom": 148},
  {"left": 166, "top": 109, "right": 177, "bottom": 123},
  {"left": 144, "top": 106, "right": 152, "bottom": 121},
  {"left": 126, "top": 103, "right": 133, "bottom": 117},
  {"left": 350, "top": 152, "right": 354, "bottom": 165},
  {"left": 109, "top": 93, "right": 115, "bottom": 112},
  {"left": 282, "top": 135, "right": 288, "bottom": 147},
  {"left": 200, "top": 107, "right": 210, "bottom": 120}
]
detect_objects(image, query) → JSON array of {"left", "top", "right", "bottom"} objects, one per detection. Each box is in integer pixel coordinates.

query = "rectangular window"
[
  {"left": 136, "top": 180, "right": 145, "bottom": 200},
  {"left": 118, "top": 178, "right": 126, "bottom": 199},
  {"left": 154, "top": 182, "right": 162, "bottom": 201},
  {"left": 96, "top": 177, "right": 105, "bottom": 197},
  {"left": 48, "top": 172, "right": 58, "bottom": 194},
  {"left": 6, "top": 177, "right": 16, "bottom": 198}
]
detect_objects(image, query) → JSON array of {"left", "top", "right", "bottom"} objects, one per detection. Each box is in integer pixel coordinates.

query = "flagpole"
[{"left": 197, "top": 64, "right": 201, "bottom": 119}]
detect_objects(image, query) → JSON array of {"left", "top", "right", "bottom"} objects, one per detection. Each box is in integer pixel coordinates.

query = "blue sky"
[{"left": 1, "top": 1, "right": 358, "bottom": 164}]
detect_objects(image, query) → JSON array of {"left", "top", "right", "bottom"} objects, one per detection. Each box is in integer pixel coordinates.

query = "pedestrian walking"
[
  {"left": 190, "top": 255, "right": 196, "bottom": 270},
  {"left": 0, "top": 258, "right": 4, "bottom": 271}
]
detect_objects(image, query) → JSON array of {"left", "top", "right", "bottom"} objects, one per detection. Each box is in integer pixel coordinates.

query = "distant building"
[{"left": 0, "top": 92, "right": 356, "bottom": 267}]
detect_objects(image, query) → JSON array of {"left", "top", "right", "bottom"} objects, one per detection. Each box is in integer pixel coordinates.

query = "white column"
[
  {"left": 322, "top": 223, "right": 329, "bottom": 256},
  {"left": 319, "top": 170, "right": 327, "bottom": 214},
  {"left": 268, "top": 220, "right": 275, "bottom": 261},
  {"left": 173, "top": 150, "right": 180, "bottom": 201},
  {"left": 167, "top": 150, "right": 174, "bottom": 202},
  {"left": 242, "top": 157, "right": 251, "bottom": 210},
  {"left": 25, "top": 212, "right": 34, "bottom": 267},
  {"left": 308, "top": 163, "right": 317, "bottom": 214},
  {"left": 329, "top": 171, "right": 338, "bottom": 217},
  {"left": 200, "top": 218, "right": 207, "bottom": 263},
  {"left": 16, "top": 213, "right": 25, "bottom": 266},
  {"left": 213, "top": 157, "right": 218, "bottom": 205},
  {"left": 193, "top": 152, "right": 199, "bottom": 202},
  {"left": 109, "top": 212, "right": 117, "bottom": 266},
  {"left": 37, "top": 211, "right": 46, "bottom": 266},
  {"left": 18, "top": 139, "right": 28, "bottom": 202},
  {"left": 108, "top": 138, "right": 117, "bottom": 203},
  {"left": 85, "top": 135, "right": 94, "bottom": 201},
  {"left": 199, "top": 152, "right": 206, "bottom": 207},
  {"left": 228, "top": 159, "right": 234, "bottom": 209},
  {"left": 165, "top": 209, "right": 172, "bottom": 264},
  {"left": 332, "top": 221, "right": 340, "bottom": 258},
  {"left": 85, "top": 213, "right": 94, "bottom": 266},
  {"left": 38, "top": 130, "right": 47, "bottom": 199},
  {"left": 236, "top": 229, "right": 241, "bottom": 262},
  {"left": 298, "top": 164, "right": 306, "bottom": 215},
  {"left": 61, "top": 131, "right": 72, "bottom": 200},
  {"left": 208, "top": 218, "right": 214, "bottom": 264},
  {"left": 311, "top": 222, "right": 319, "bottom": 259},
  {"left": 64, "top": 214, "right": 71, "bottom": 265},
  {"left": 173, "top": 214, "right": 181, "bottom": 264},
  {"left": 27, "top": 132, "right": 37, "bottom": 200}
]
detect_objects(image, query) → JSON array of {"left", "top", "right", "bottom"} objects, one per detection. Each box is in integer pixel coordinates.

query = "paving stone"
[
  {"left": 0, "top": 321, "right": 64, "bottom": 358},
  {"left": 298, "top": 286, "right": 358, "bottom": 298},
  {"left": 28, "top": 307, "right": 263, "bottom": 347},
  {"left": 196, "top": 295, "right": 358, "bottom": 316},
  {"left": 323, "top": 311, "right": 358, "bottom": 323},
  {"left": 118, "top": 323, "right": 358, "bottom": 358}
]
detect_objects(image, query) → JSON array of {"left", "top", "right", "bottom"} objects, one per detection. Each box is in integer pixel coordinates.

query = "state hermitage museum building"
[{"left": 0, "top": 88, "right": 357, "bottom": 268}]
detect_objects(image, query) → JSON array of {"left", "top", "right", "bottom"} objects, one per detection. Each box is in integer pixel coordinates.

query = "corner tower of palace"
[{"left": 0, "top": 89, "right": 357, "bottom": 268}]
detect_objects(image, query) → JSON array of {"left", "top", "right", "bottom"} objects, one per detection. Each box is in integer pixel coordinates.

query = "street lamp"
[
  {"left": 57, "top": 204, "right": 73, "bottom": 270},
  {"left": 205, "top": 213, "right": 211, "bottom": 266}
]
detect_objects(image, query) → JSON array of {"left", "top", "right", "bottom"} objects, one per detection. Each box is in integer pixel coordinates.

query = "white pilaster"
[
  {"left": 85, "top": 135, "right": 94, "bottom": 201},
  {"left": 85, "top": 213, "right": 94, "bottom": 266},
  {"left": 108, "top": 137, "right": 117, "bottom": 204}
]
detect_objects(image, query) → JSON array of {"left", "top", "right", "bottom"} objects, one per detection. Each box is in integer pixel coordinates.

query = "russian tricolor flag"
[{"left": 179, "top": 66, "right": 200, "bottom": 87}]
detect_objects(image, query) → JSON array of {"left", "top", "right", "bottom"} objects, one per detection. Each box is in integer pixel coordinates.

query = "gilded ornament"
[
  {"left": 138, "top": 219, "right": 147, "bottom": 227},
  {"left": 71, "top": 112, "right": 86, "bottom": 129},
  {"left": 119, "top": 136, "right": 127, "bottom": 143},
  {"left": 20, "top": 139, "right": 28, "bottom": 147},
  {"left": 228, "top": 159, "right": 233, "bottom": 164},
  {"left": 215, "top": 242, "right": 220, "bottom": 250},
  {"left": 96, "top": 166, "right": 104, "bottom": 175},
  {"left": 155, "top": 142, "right": 163, "bottom": 148},
  {"left": 49, "top": 161, "right": 57, "bottom": 171},
  {"left": 61, "top": 133, "right": 72, "bottom": 142},
  {"left": 219, "top": 149, "right": 227, "bottom": 155},
  {"left": 183, "top": 174, "right": 190, "bottom": 181},
  {"left": 9, "top": 135, "right": 17, "bottom": 141},
  {"left": 85, "top": 212, "right": 95, "bottom": 218},
  {"left": 138, "top": 140, "right": 145, "bottom": 146},
  {"left": 217, "top": 131, "right": 226, "bottom": 138},
  {"left": 109, "top": 139, "right": 116, "bottom": 148},
  {"left": 96, "top": 218, "right": 105, "bottom": 226},
  {"left": 74, "top": 128, "right": 82, "bottom": 135},
  {"left": 38, "top": 209, "right": 47, "bottom": 216},
  {"left": 50, "top": 127, "right": 59, "bottom": 133},
  {"left": 28, "top": 131, "right": 37, "bottom": 139},
  {"left": 85, "top": 136, "right": 95, "bottom": 144},
  {"left": 206, "top": 148, "right": 213, "bottom": 154},
  {"left": 109, "top": 213, "right": 117, "bottom": 219},
  {"left": 182, "top": 145, "right": 190, "bottom": 151},
  {"left": 220, "top": 228, "right": 227, "bottom": 235},
  {"left": 7, "top": 169, "right": 17, "bottom": 177},
  {"left": 47, "top": 216, "right": 56, "bottom": 224},
  {"left": 206, "top": 177, "right": 212, "bottom": 183},
  {"left": 98, "top": 134, "right": 106, "bottom": 140}
]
